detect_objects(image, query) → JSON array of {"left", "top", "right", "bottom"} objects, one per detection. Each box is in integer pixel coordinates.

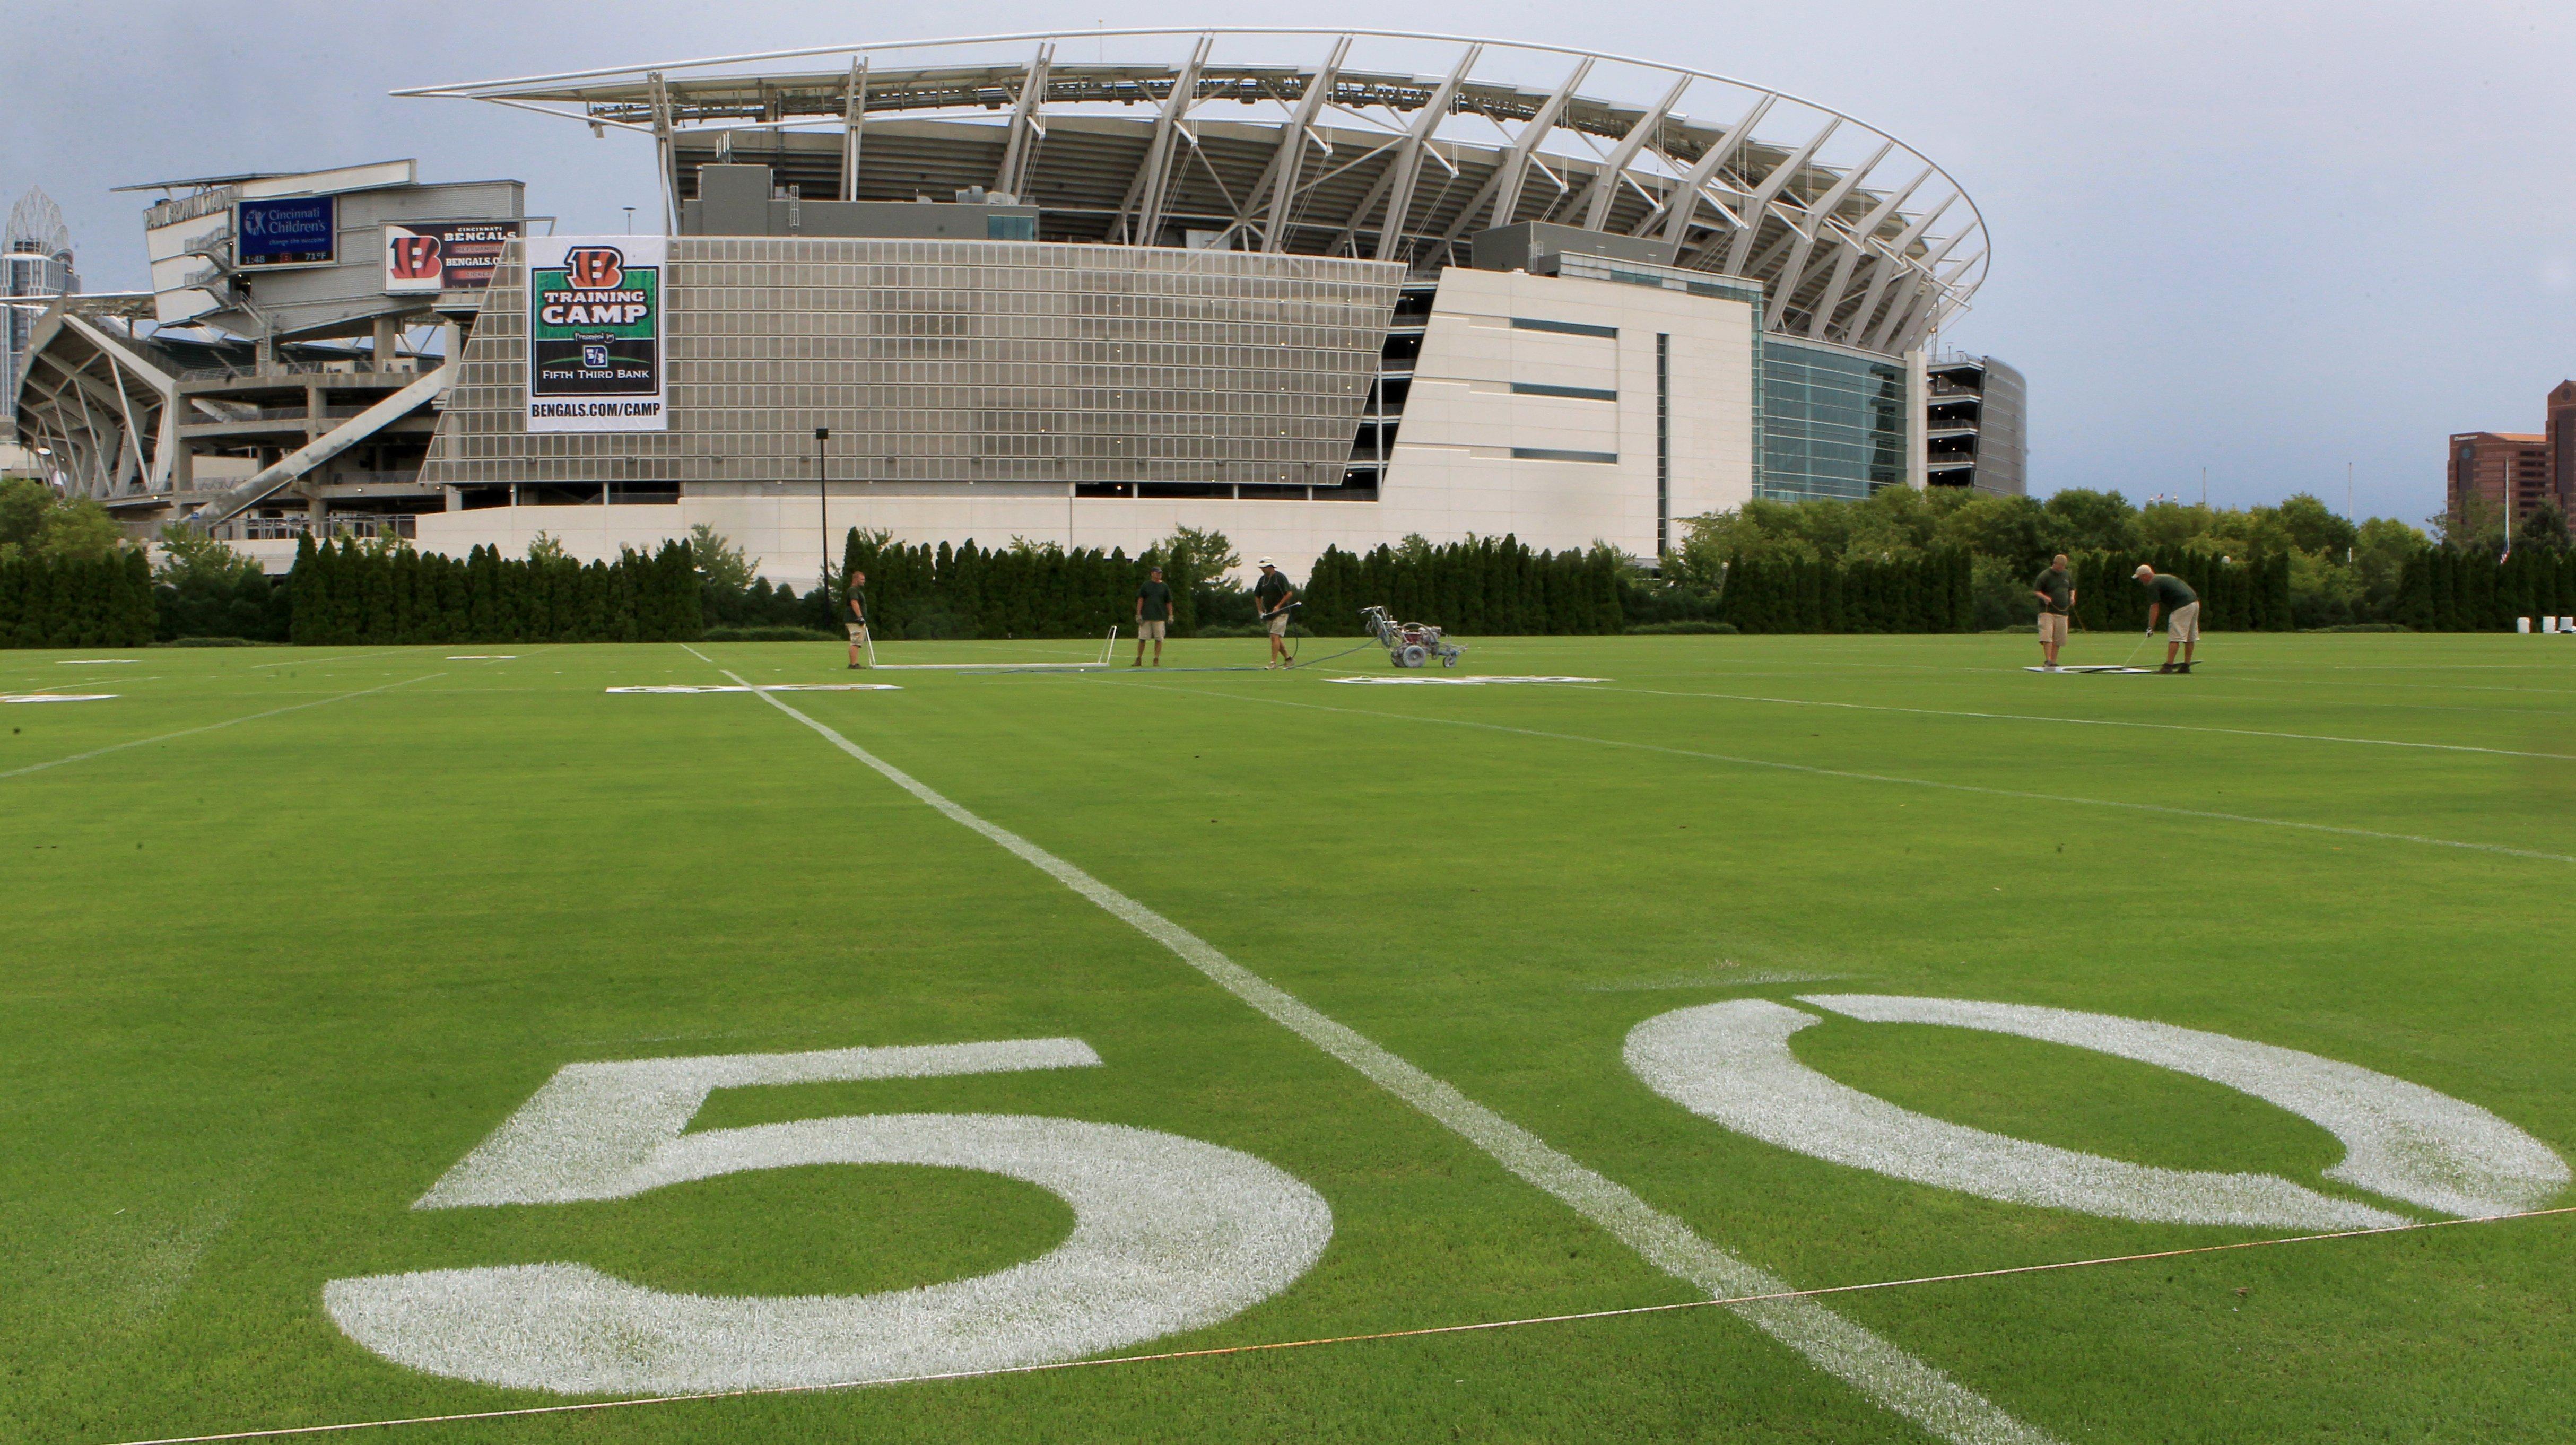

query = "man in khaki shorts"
[
  {"left": 1133, "top": 565, "right": 1172, "bottom": 667},
  {"left": 2030, "top": 554, "right": 2076, "bottom": 669},
  {"left": 2135, "top": 564, "right": 2199, "bottom": 673},
  {"left": 844, "top": 569, "right": 871, "bottom": 669},
  {"left": 1253, "top": 558, "right": 1298, "bottom": 669}
]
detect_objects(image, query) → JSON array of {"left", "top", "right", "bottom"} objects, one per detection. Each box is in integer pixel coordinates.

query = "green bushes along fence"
[
  {"left": 1709, "top": 550, "right": 1974, "bottom": 634},
  {"left": 7, "top": 527, "right": 2573, "bottom": 648},
  {"left": 283, "top": 534, "right": 704, "bottom": 645},
  {"left": 0, "top": 551, "right": 158, "bottom": 647}
]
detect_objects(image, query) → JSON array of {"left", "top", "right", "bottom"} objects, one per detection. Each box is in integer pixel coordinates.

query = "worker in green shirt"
[
  {"left": 2031, "top": 554, "right": 2075, "bottom": 669},
  {"left": 1253, "top": 559, "right": 1298, "bottom": 669},
  {"left": 2134, "top": 564, "right": 2200, "bottom": 673},
  {"left": 1133, "top": 566, "right": 1172, "bottom": 667}
]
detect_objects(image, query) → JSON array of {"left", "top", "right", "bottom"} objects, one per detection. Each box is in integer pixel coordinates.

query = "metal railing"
[
  {"left": 211, "top": 514, "right": 419, "bottom": 542},
  {"left": 177, "top": 356, "right": 444, "bottom": 385}
]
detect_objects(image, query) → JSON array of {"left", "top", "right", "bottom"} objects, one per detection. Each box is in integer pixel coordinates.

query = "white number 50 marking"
[{"left": 326, "top": 1040, "right": 1332, "bottom": 1394}]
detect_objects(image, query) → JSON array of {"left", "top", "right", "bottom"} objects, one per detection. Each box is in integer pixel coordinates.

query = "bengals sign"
[
  {"left": 524, "top": 236, "right": 667, "bottom": 433},
  {"left": 381, "top": 221, "right": 521, "bottom": 294}
]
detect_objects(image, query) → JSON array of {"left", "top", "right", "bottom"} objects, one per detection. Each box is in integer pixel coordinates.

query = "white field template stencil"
[
  {"left": 1626, "top": 996, "right": 2566, "bottom": 1228},
  {"left": 326, "top": 1039, "right": 1332, "bottom": 1393},
  {"left": 685, "top": 655, "right": 2058, "bottom": 1445}
]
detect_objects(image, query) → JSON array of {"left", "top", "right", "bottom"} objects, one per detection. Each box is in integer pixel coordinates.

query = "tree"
[
  {"left": 2040, "top": 489, "right": 2139, "bottom": 554},
  {"left": 2518, "top": 501, "right": 2571, "bottom": 554},
  {"left": 2270, "top": 493, "right": 2358, "bottom": 558},
  {"left": 2137, "top": 501, "right": 2216, "bottom": 549},
  {"left": 0, "top": 478, "right": 126, "bottom": 563},
  {"left": 0, "top": 476, "right": 46, "bottom": 552},
  {"left": 690, "top": 523, "right": 759, "bottom": 594}
]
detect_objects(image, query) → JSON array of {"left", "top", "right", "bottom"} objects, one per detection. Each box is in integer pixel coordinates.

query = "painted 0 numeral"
[
  {"left": 326, "top": 1040, "right": 1332, "bottom": 1394},
  {"left": 1626, "top": 995, "right": 2566, "bottom": 1228}
]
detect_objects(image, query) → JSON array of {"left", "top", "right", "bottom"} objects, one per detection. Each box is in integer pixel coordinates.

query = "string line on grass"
[
  {"left": 674, "top": 646, "right": 2052, "bottom": 1445},
  {"left": 0, "top": 674, "right": 442, "bottom": 781},
  {"left": 110, "top": 1205, "right": 2575, "bottom": 1445},
  {"left": 1566, "top": 684, "right": 2576, "bottom": 761},
  {"left": 1166, "top": 686, "right": 2576, "bottom": 865}
]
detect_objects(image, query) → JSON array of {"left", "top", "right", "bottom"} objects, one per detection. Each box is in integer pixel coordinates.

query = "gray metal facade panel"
[{"left": 421, "top": 237, "right": 1402, "bottom": 488}]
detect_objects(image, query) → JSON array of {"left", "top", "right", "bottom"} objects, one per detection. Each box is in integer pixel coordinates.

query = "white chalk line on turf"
[
  {"left": 1565, "top": 684, "right": 2576, "bottom": 761},
  {"left": 1167, "top": 686, "right": 2576, "bottom": 866},
  {"left": 109, "top": 1205, "right": 2576, "bottom": 1445},
  {"left": 0, "top": 674, "right": 441, "bottom": 781},
  {"left": 680, "top": 648, "right": 2055, "bottom": 1445}
]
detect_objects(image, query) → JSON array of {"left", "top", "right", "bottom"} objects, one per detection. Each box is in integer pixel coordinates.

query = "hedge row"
[
  {"left": 837, "top": 536, "right": 1162, "bottom": 640},
  {"left": 2069, "top": 549, "right": 2294, "bottom": 633},
  {"left": 286, "top": 535, "right": 702, "bottom": 645},
  {"left": 0, "top": 552, "right": 156, "bottom": 648},
  {"left": 2395, "top": 547, "right": 2576, "bottom": 631},
  {"left": 1299, "top": 538, "right": 1625, "bottom": 636},
  {"left": 1715, "top": 551, "right": 1974, "bottom": 634}
]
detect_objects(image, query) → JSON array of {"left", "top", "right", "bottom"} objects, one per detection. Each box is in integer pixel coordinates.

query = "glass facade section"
[
  {"left": 424, "top": 238, "right": 1402, "bottom": 489},
  {"left": 1758, "top": 337, "right": 1909, "bottom": 501}
]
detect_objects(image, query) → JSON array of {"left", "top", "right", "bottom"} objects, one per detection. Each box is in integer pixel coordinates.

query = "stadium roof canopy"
[{"left": 399, "top": 29, "right": 1987, "bottom": 353}]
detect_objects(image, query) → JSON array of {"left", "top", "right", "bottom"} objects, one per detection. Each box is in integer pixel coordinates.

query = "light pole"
[{"left": 814, "top": 426, "right": 831, "bottom": 588}]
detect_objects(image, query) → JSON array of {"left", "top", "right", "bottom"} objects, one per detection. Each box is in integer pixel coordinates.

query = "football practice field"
[{"left": 5, "top": 631, "right": 2571, "bottom": 1444}]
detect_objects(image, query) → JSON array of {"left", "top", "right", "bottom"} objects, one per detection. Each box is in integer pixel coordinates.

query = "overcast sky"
[{"left": 6, "top": 0, "right": 2571, "bottom": 523}]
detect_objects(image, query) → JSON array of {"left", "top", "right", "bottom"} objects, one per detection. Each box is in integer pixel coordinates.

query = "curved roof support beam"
[
  {"left": 994, "top": 43, "right": 1055, "bottom": 196},
  {"left": 1805, "top": 162, "right": 1929, "bottom": 341},
  {"left": 1574, "top": 74, "right": 1690, "bottom": 232},
  {"left": 1425, "top": 60, "right": 1589, "bottom": 248},
  {"left": 1255, "top": 36, "right": 1350, "bottom": 251},
  {"left": 1766, "top": 139, "right": 1890, "bottom": 324},
  {"left": 1483, "top": 57, "right": 1592, "bottom": 232},
  {"left": 1720, "top": 117, "right": 1837, "bottom": 275},
  {"left": 1894, "top": 245, "right": 1983, "bottom": 350},
  {"left": 1846, "top": 192, "right": 1953, "bottom": 349},
  {"left": 1119, "top": 34, "right": 1211, "bottom": 245},
  {"left": 1370, "top": 43, "right": 1481, "bottom": 263},
  {"left": 647, "top": 72, "right": 677, "bottom": 233},
  {"left": 1642, "top": 92, "right": 1771, "bottom": 244},
  {"left": 840, "top": 58, "right": 869, "bottom": 201},
  {"left": 1865, "top": 222, "right": 1966, "bottom": 354}
]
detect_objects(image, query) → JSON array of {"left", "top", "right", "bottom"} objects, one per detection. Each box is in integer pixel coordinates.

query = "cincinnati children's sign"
[{"left": 525, "top": 237, "right": 667, "bottom": 432}]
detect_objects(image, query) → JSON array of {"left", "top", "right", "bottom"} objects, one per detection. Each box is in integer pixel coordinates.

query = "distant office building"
[
  {"left": 1922, "top": 353, "right": 2025, "bottom": 496},
  {"left": 2550, "top": 381, "right": 2576, "bottom": 513},
  {"left": 3, "top": 188, "right": 80, "bottom": 449},
  {"left": 2446, "top": 432, "right": 2546, "bottom": 525}
]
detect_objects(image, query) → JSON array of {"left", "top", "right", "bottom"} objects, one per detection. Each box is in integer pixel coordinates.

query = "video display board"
[{"left": 235, "top": 195, "right": 337, "bottom": 268}]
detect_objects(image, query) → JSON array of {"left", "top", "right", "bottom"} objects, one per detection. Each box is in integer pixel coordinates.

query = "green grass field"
[{"left": 5, "top": 631, "right": 2572, "bottom": 1444}]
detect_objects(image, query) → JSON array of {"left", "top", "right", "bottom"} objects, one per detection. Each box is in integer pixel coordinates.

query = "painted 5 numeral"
[{"left": 326, "top": 1039, "right": 1332, "bottom": 1394}]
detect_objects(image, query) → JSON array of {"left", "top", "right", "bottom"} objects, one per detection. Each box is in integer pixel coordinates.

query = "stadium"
[
  {"left": 13, "top": 29, "right": 2021, "bottom": 581},
  {"left": 7, "top": 30, "right": 2575, "bottom": 1445}
]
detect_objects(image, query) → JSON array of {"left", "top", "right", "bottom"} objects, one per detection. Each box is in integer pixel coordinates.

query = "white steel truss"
[{"left": 396, "top": 29, "right": 1989, "bottom": 353}]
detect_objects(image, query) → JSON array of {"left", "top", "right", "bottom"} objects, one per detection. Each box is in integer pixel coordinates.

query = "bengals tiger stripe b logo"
[{"left": 565, "top": 247, "right": 625, "bottom": 289}]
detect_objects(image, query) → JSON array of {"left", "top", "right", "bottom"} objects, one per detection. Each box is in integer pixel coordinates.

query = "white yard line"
[
  {"left": 1, "top": 674, "right": 442, "bottom": 781},
  {"left": 1159, "top": 686, "right": 2576, "bottom": 866},
  {"left": 678, "top": 645, "right": 2053, "bottom": 1445},
  {"left": 246, "top": 647, "right": 418, "bottom": 669},
  {"left": 1562, "top": 685, "right": 2576, "bottom": 762}
]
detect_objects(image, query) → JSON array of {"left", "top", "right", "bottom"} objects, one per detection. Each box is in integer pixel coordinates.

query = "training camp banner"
[{"left": 525, "top": 236, "right": 667, "bottom": 433}]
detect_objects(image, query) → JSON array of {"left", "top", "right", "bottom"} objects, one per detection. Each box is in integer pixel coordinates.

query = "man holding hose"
[{"left": 2135, "top": 564, "right": 2199, "bottom": 674}]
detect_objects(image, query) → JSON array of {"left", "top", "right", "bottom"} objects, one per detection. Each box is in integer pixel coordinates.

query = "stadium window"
[
  {"left": 1510, "top": 381, "right": 1618, "bottom": 402},
  {"left": 1509, "top": 317, "right": 1618, "bottom": 339}
]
